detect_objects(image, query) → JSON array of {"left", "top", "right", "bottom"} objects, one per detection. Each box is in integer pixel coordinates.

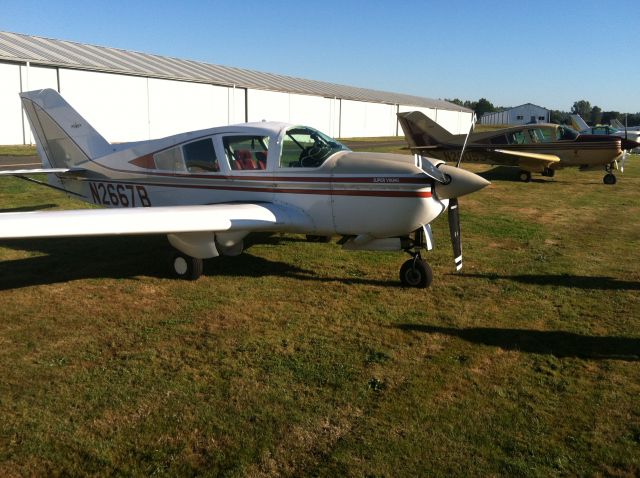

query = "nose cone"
[{"left": 435, "top": 165, "right": 490, "bottom": 199}]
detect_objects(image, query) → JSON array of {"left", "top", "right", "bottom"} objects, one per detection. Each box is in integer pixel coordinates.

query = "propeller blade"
[
  {"left": 621, "top": 150, "right": 628, "bottom": 173},
  {"left": 448, "top": 197, "right": 462, "bottom": 271}
]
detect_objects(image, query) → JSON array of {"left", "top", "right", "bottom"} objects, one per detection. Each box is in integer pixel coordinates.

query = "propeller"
[
  {"left": 417, "top": 113, "right": 487, "bottom": 272},
  {"left": 448, "top": 197, "right": 462, "bottom": 270}
]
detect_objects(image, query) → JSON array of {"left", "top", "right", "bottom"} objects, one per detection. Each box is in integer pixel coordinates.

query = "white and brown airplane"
[{"left": 0, "top": 89, "right": 489, "bottom": 288}]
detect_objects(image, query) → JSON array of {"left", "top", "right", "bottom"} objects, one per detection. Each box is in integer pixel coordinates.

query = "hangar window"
[
  {"left": 538, "top": 116, "right": 545, "bottom": 121},
  {"left": 280, "top": 127, "right": 348, "bottom": 168},
  {"left": 183, "top": 138, "right": 219, "bottom": 172},
  {"left": 516, "top": 115, "right": 524, "bottom": 120},
  {"left": 154, "top": 146, "right": 186, "bottom": 172},
  {"left": 223, "top": 136, "right": 269, "bottom": 170}
]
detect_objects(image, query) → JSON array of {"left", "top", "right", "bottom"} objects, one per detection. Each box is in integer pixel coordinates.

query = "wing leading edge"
[
  {"left": 0, "top": 203, "right": 310, "bottom": 239},
  {"left": 493, "top": 149, "right": 561, "bottom": 172}
]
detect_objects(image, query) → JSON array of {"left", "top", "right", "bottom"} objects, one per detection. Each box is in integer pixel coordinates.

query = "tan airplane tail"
[{"left": 397, "top": 111, "right": 455, "bottom": 149}]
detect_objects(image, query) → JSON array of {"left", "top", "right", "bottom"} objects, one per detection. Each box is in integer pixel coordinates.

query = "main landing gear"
[
  {"left": 603, "top": 163, "right": 617, "bottom": 185},
  {"left": 400, "top": 252, "right": 433, "bottom": 288},
  {"left": 518, "top": 170, "right": 532, "bottom": 182},
  {"left": 172, "top": 252, "right": 203, "bottom": 280}
]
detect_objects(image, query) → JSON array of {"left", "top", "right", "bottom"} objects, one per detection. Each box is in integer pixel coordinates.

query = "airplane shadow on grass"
[
  {"left": 0, "top": 233, "right": 397, "bottom": 290},
  {"left": 395, "top": 324, "right": 640, "bottom": 361},
  {"left": 460, "top": 273, "right": 640, "bottom": 291}
]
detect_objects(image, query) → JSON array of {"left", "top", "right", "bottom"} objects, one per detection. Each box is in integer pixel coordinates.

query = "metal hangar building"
[
  {"left": 0, "top": 31, "right": 473, "bottom": 146},
  {"left": 480, "top": 103, "right": 550, "bottom": 126}
]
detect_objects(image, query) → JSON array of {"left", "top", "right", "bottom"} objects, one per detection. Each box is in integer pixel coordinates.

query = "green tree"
[
  {"left": 601, "top": 111, "right": 620, "bottom": 125},
  {"left": 571, "top": 100, "right": 591, "bottom": 119},
  {"left": 590, "top": 106, "right": 602, "bottom": 125},
  {"left": 474, "top": 98, "right": 496, "bottom": 118}
]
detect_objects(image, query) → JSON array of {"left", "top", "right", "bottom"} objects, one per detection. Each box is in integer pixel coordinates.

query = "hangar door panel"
[
  {"left": 340, "top": 100, "right": 397, "bottom": 138},
  {"left": 20, "top": 66, "right": 59, "bottom": 144},
  {"left": 59, "top": 69, "right": 149, "bottom": 143},
  {"left": 435, "top": 109, "right": 461, "bottom": 134},
  {"left": 148, "top": 79, "right": 228, "bottom": 139},
  {"left": 289, "top": 94, "right": 332, "bottom": 134},
  {"left": 247, "top": 89, "right": 289, "bottom": 123},
  {"left": 0, "top": 63, "right": 23, "bottom": 145}
]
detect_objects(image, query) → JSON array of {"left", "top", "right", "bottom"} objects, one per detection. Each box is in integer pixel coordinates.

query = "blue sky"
[{"left": 2, "top": 0, "right": 638, "bottom": 112}]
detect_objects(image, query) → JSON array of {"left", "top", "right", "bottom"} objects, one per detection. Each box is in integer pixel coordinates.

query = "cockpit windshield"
[
  {"left": 280, "top": 127, "right": 349, "bottom": 168},
  {"left": 556, "top": 125, "right": 579, "bottom": 141}
]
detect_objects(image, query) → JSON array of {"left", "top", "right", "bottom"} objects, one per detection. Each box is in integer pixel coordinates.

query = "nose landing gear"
[{"left": 400, "top": 251, "right": 433, "bottom": 288}]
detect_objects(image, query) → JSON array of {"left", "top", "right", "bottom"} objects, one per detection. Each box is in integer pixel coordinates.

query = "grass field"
[{"left": 0, "top": 145, "right": 638, "bottom": 477}]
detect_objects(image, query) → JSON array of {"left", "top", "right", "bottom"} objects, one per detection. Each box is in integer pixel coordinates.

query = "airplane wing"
[
  {"left": 0, "top": 168, "right": 84, "bottom": 176},
  {"left": 0, "top": 203, "right": 309, "bottom": 239},
  {"left": 493, "top": 149, "right": 561, "bottom": 172}
]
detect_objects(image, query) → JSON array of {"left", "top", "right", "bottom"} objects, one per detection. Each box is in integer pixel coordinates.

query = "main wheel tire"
[
  {"left": 305, "top": 235, "right": 331, "bottom": 243},
  {"left": 603, "top": 173, "right": 617, "bottom": 185},
  {"left": 399, "top": 258, "right": 433, "bottom": 288},
  {"left": 519, "top": 170, "right": 532, "bottom": 182},
  {"left": 172, "top": 253, "right": 203, "bottom": 280}
]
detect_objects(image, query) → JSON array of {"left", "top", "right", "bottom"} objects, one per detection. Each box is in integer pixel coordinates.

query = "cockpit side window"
[
  {"left": 223, "top": 136, "right": 269, "bottom": 171},
  {"left": 183, "top": 138, "right": 219, "bottom": 172},
  {"left": 280, "top": 127, "right": 349, "bottom": 168},
  {"left": 556, "top": 126, "right": 579, "bottom": 141}
]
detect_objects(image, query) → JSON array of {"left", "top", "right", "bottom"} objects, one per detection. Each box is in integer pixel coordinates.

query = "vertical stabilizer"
[
  {"left": 569, "top": 114, "right": 590, "bottom": 133},
  {"left": 397, "top": 111, "right": 455, "bottom": 149},
  {"left": 20, "top": 89, "right": 112, "bottom": 169}
]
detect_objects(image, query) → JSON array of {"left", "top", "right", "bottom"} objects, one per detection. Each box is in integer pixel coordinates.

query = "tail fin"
[
  {"left": 569, "top": 114, "right": 589, "bottom": 133},
  {"left": 397, "top": 111, "right": 455, "bottom": 149},
  {"left": 610, "top": 118, "right": 624, "bottom": 130},
  {"left": 20, "top": 89, "right": 112, "bottom": 169}
]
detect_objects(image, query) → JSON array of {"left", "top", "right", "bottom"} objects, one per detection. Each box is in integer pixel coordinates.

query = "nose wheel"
[
  {"left": 400, "top": 252, "right": 433, "bottom": 288},
  {"left": 603, "top": 173, "right": 617, "bottom": 185}
]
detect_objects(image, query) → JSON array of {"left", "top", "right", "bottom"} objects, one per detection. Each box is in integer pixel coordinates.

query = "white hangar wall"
[
  {"left": 340, "top": 100, "right": 397, "bottom": 138},
  {"left": 0, "top": 62, "right": 472, "bottom": 145},
  {"left": 0, "top": 63, "right": 23, "bottom": 145},
  {"left": 246, "top": 89, "right": 338, "bottom": 136}
]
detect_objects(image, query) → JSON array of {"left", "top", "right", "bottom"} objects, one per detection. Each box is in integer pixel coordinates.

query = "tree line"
[{"left": 445, "top": 98, "right": 640, "bottom": 127}]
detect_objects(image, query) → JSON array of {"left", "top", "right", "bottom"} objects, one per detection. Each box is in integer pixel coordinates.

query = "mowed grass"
[{"left": 0, "top": 147, "right": 639, "bottom": 477}]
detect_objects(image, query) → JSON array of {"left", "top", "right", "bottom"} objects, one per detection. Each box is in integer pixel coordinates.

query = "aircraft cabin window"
[
  {"left": 280, "top": 127, "right": 349, "bottom": 168},
  {"left": 223, "top": 136, "right": 269, "bottom": 171},
  {"left": 507, "top": 131, "right": 527, "bottom": 145},
  {"left": 556, "top": 126, "right": 579, "bottom": 141},
  {"left": 183, "top": 138, "right": 219, "bottom": 172},
  {"left": 154, "top": 146, "right": 186, "bottom": 172}
]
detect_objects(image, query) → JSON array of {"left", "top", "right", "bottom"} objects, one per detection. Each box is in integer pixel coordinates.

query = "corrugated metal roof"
[{"left": 0, "top": 31, "right": 470, "bottom": 113}]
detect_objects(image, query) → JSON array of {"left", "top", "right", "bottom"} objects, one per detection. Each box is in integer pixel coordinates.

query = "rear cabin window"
[
  {"left": 183, "top": 138, "right": 219, "bottom": 172},
  {"left": 223, "top": 136, "right": 269, "bottom": 171}
]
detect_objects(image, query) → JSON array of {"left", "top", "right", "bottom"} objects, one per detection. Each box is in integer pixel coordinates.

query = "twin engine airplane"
[
  {"left": 398, "top": 111, "right": 640, "bottom": 184},
  {"left": 0, "top": 89, "right": 489, "bottom": 288}
]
